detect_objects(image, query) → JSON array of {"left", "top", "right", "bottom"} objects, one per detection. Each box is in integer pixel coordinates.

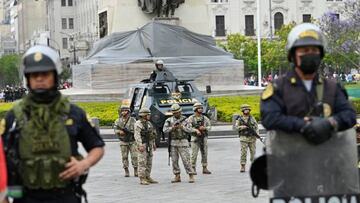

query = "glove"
[{"left": 301, "top": 117, "right": 334, "bottom": 145}]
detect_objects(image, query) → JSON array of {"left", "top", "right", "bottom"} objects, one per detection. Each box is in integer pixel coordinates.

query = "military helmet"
[
  {"left": 155, "top": 60, "right": 164, "bottom": 65},
  {"left": 171, "top": 104, "right": 182, "bottom": 113},
  {"left": 355, "top": 123, "right": 360, "bottom": 133},
  {"left": 286, "top": 23, "right": 326, "bottom": 62},
  {"left": 22, "top": 45, "right": 62, "bottom": 75},
  {"left": 119, "top": 99, "right": 131, "bottom": 111},
  {"left": 193, "top": 102, "right": 203, "bottom": 111},
  {"left": 240, "top": 104, "right": 251, "bottom": 111},
  {"left": 139, "top": 108, "right": 151, "bottom": 116}
]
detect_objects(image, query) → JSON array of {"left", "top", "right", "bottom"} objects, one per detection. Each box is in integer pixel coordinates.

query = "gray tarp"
[{"left": 80, "top": 21, "right": 242, "bottom": 80}]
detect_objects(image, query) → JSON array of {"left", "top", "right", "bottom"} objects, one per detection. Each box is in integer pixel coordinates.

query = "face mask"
[
  {"left": 299, "top": 54, "right": 321, "bottom": 74},
  {"left": 29, "top": 88, "right": 60, "bottom": 104}
]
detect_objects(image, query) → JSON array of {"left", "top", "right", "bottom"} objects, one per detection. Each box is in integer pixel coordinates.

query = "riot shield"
[{"left": 267, "top": 129, "right": 360, "bottom": 201}]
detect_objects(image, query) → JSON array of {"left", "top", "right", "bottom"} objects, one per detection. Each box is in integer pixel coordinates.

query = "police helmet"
[
  {"left": 286, "top": 23, "right": 326, "bottom": 62},
  {"left": 156, "top": 60, "right": 164, "bottom": 65},
  {"left": 193, "top": 102, "right": 203, "bottom": 111},
  {"left": 171, "top": 104, "right": 182, "bottom": 113},
  {"left": 241, "top": 104, "right": 251, "bottom": 111},
  {"left": 22, "top": 45, "right": 62, "bottom": 75},
  {"left": 139, "top": 108, "right": 151, "bottom": 116}
]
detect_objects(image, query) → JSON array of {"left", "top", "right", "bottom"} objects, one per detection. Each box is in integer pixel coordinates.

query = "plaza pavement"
[{"left": 83, "top": 138, "right": 269, "bottom": 203}]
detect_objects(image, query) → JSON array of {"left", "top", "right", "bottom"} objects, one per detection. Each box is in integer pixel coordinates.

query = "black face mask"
[
  {"left": 29, "top": 88, "right": 60, "bottom": 104},
  {"left": 299, "top": 54, "right": 322, "bottom": 74}
]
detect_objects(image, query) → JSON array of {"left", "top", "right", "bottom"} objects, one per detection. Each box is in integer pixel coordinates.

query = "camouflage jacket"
[
  {"left": 235, "top": 115, "right": 258, "bottom": 141},
  {"left": 134, "top": 119, "right": 156, "bottom": 148},
  {"left": 163, "top": 115, "right": 191, "bottom": 146},
  {"left": 186, "top": 114, "right": 211, "bottom": 141},
  {"left": 113, "top": 116, "right": 136, "bottom": 144}
]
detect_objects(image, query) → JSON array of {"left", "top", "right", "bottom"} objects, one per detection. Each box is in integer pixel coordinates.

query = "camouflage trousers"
[
  {"left": 120, "top": 142, "right": 138, "bottom": 169},
  {"left": 240, "top": 139, "right": 256, "bottom": 165},
  {"left": 191, "top": 137, "right": 208, "bottom": 167},
  {"left": 138, "top": 149, "right": 153, "bottom": 179},
  {"left": 171, "top": 145, "right": 193, "bottom": 175}
]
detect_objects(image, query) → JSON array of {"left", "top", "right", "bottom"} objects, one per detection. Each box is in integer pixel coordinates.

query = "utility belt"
[
  {"left": 23, "top": 185, "right": 75, "bottom": 199},
  {"left": 119, "top": 133, "right": 135, "bottom": 142},
  {"left": 171, "top": 133, "right": 188, "bottom": 140}
]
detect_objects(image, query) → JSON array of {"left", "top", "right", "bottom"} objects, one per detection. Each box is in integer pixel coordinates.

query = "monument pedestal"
[{"left": 153, "top": 17, "right": 180, "bottom": 26}]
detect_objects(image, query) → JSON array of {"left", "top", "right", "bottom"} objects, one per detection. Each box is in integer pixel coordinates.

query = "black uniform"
[
  {"left": 2, "top": 102, "right": 105, "bottom": 203},
  {"left": 261, "top": 70, "right": 356, "bottom": 132}
]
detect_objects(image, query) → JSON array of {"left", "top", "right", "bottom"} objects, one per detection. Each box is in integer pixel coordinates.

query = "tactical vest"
[
  {"left": 191, "top": 115, "right": 208, "bottom": 137},
  {"left": 13, "top": 95, "right": 72, "bottom": 189},
  {"left": 140, "top": 121, "right": 156, "bottom": 143},
  {"left": 116, "top": 117, "right": 135, "bottom": 142},
  {"left": 170, "top": 116, "right": 188, "bottom": 140},
  {"left": 275, "top": 76, "right": 337, "bottom": 118},
  {"left": 237, "top": 116, "right": 256, "bottom": 137}
]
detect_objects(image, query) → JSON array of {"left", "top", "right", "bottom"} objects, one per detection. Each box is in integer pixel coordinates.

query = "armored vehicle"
[{"left": 124, "top": 78, "right": 213, "bottom": 146}]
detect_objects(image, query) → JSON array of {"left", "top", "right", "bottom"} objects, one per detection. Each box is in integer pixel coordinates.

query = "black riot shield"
[{"left": 267, "top": 129, "right": 360, "bottom": 202}]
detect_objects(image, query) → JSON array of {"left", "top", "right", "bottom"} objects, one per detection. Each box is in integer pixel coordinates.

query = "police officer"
[
  {"left": 1, "top": 45, "right": 105, "bottom": 203},
  {"left": 113, "top": 101, "right": 138, "bottom": 177},
  {"left": 187, "top": 103, "right": 211, "bottom": 175},
  {"left": 149, "top": 60, "right": 175, "bottom": 82},
  {"left": 261, "top": 23, "right": 356, "bottom": 145},
  {"left": 163, "top": 104, "right": 195, "bottom": 183},
  {"left": 134, "top": 108, "right": 158, "bottom": 185},
  {"left": 235, "top": 104, "right": 259, "bottom": 173}
]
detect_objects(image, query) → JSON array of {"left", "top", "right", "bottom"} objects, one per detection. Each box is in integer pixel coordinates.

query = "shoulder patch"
[
  {"left": 261, "top": 83, "right": 274, "bottom": 100},
  {"left": 0, "top": 119, "right": 5, "bottom": 135}
]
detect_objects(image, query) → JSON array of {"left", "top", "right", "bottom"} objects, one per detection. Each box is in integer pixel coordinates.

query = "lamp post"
[{"left": 256, "top": 0, "right": 262, "bottom": 87}]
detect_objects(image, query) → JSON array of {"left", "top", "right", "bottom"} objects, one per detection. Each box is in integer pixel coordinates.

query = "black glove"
[{"left": 301, "top": 117, "right": 334, "bottom": 145}]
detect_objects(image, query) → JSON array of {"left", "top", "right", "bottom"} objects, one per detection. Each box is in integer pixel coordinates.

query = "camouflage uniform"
[
  {"left": 134, "top": 118, "right": 157, "bottom": 184},
  {"left": 113, "top": 116, "right": 138, "bottom": 171},
  {"left": 187, "top": 114, "right": 211, "bottom": 172},
  {"left": 235, "top": 114, "right": 258, "bottom": 167},
  {"left": 163, "top": 116, "right": 194, "bottom": 176}
]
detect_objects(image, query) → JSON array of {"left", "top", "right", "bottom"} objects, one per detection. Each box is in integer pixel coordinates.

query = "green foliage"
[
  {"left": 0, "top": 54, "right": 21, "bottom": 88},
  {"left": 220, "top": 23, "right": 296, "bottom": 76},
  {"left": 76, "top": 102, "right": 119, "bottom": 126}
]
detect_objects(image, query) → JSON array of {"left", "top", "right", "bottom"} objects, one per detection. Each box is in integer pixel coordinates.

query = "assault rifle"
[
  {"left": 194, "top": 118, "right": 207, "bottom": 152},
  {"left": 237, "top": 116, "right": 264, "bottom": 144}
]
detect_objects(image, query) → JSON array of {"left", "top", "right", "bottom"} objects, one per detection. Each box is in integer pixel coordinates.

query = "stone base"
[{"left": 153, "top": 17, "right": 180, "bottom": 26}]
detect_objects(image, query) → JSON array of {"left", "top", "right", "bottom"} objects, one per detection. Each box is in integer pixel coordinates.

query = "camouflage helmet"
[
  {"left": 139, "top": 108, "right": 151, "bottom": 116},
  {"left": 171, "top": 104, "right": 182, "bottom": 113},
  {"left": 240, "top": 104, "right": 251, "bottom": 111},
  {"left": 193, "top": 102, "right": 203, "bottom": 111},
  {"left": 286, "top": 23, "right": 326, "bottom": 62},
  {"left": 22, "top": 45, "right": 62, "bottom": 75},
  {"left": 119, "top": 99, "right": 131, "bottom": 112}
]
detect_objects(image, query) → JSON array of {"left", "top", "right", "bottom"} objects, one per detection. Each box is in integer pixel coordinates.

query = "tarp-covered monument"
[{"left": 73, "top": 21, "right": 243, "bottom": 90}]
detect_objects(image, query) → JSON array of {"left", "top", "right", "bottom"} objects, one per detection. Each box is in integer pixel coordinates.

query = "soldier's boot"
[
  {"left": 202, "top": 166, "right": 212, "bottom": 174},
  {"left": 124, "top": 168, "right": 130, "bottom": 177},
  {"left": 189, "top": 174, "right": 195, "bottom": 183},
  {"left": 146, "top": 177, "right": 159, "bottom": 184},
  {"left": 140, "top": 178, "right": 150, "bottom": 185},
  {"left": 134, "top": 167, "right": 138, "bottom": 177},
  {"left": 240, "top": 164, "right": 246, "bottom": 173},
  {"left": 192, "top": 167, "right": 197, "bottom": 175},
  {"left": 171, "top": 174, "right": 181, "bottom": 183}
]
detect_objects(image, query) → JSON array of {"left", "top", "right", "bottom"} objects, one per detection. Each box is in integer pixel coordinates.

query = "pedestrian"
[
  {"left": 259, "top": 23, "right": 356, "bottom": 197},
  {"left": 113, "top": 100, "right": 138, "bottom": 177},
  {"left": 235, "top": 104, "right": 259, "bottom": 173},
  {"left": 187, "top": 103, "right": 212, "bottom": 175},
  {"left": 134, "top": 108, "right": 158, "bottom": 185},
  {"left": 1, "top": 45, "right": 105, "bottom": 203},
  {"left": 163, "top": 104, "right": 195, "bottom": 183}
]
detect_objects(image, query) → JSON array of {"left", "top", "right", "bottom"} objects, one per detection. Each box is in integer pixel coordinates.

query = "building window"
[
  {"left": 62, "top": 38, "right": 68, "bottom": 49},
  {"left": 69, "top": 18, "right": 74, "bottom": 29},
  {"left": 274, "top": 12, "right": 284, "bottom": 31},
  {"left": 303, "top": 14, "right": 311, "bottom": 22},
  {"left": 68, "top": 0, "right": 73, "bottom": 6},
  {"left": 99, "top": 11, "right": 108, "bottom": 38},
  {"left": 61, "top": 0, "right": 66, "bottom": 6},
  {"left": 245, "top": 15, "right": 255, "bottom": 36},
  {"left": 62, "top": 18, "right": 67, "bottom": 29},
  {"left": 334, "top": 13, "right": 340, "bottom": 20},
  {"left": 215, "top": 15, "right": 225, "bottom": 36}
]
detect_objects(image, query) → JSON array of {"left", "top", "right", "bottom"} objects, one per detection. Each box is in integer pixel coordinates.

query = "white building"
[{"left": 98, "top": 0, "right": 346, "bottom": 39}]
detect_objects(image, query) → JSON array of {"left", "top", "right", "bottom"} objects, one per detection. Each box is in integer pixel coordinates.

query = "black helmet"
[{"left": 22, "top": 45, "right": 62, "bottom": 75}]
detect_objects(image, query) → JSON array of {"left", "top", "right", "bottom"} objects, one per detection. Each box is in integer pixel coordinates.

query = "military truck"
[{"left": 124, "top": 79, "right": 214, "bottom": 146}]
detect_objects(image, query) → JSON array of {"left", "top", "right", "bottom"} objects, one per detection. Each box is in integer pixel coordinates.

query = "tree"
[{"left": 0, "top": 54, "right": 21, "bottom": 88}]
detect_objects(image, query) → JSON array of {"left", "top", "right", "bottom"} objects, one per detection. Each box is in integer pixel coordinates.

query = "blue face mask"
[{"left": 299, "top": 54, "right": 322, "bottom": 74}]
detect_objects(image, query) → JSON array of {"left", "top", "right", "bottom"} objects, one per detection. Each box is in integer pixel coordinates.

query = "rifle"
[
  {"left": 194, "top": 117, "right": 207, "bottom": 153},
  {"left": 238, "top": 116, "right": 264, "bottom": 144},
  {"left": 141, "top": 121, "right": 150, "bottom": 153}
]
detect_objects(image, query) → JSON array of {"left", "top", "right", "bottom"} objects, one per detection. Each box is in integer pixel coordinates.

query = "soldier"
[
  {"left": 235, "top": 104, "right": 259, "bottom": 173},
  {"left": 163, "top": 104, "right": 195, "bottom": 183},
  {"left": 187, "top": 102, "right": 211, "bottom": 175},
  {"left": 1, "top": 45, "right": 105, "bottom": 203},
  {"left": 113, "top": 101, "right": 138, "bottom": 177},
  {"left": 149, "top": 60, "right": 175, "bottom": 82},
  {"left": 134, "top": 108, "right": 158, "bottom": 185}
]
